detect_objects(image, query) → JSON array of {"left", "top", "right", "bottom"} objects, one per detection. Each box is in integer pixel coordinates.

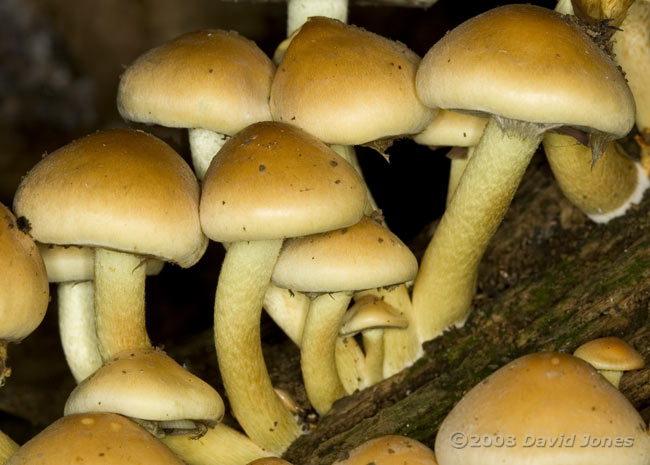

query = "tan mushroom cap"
[
  {"left": 0, "top": 203, "right": 49, "bottom": 342},
  {"left": 37, "top": 243, "right": 164, "bottom": 283},
  {"left": 333, "top": 435, "right": 437, "bottom": 465},
  {"left": 435, "top": 352, "right": 650, "bottom": 465},
  {"left": 574, "top": 336, "right": 645, "bottom": 371},
  {"left": 64, "top": 347, "right": 224, "bottom": 424},
  {"left": 270, "top": 16, "right": 436, "bottom": 145},
  {"left": 118, "top": 29, "right": 274, "bottom": 135},
  {"left": 200, "top": 121, "right": 366, "bottom": 242},
  {"left": 416, "top": 4, "right": 634, "bottom": 138},
  {"left": 6, "top": 413, "right": 185, "bottom": 465},
  {"left": 272, "top": 217, "right": 418, "bottom": 292},
  {"left": 340, "top": 295, "right": 408, "bottom": 336},
  {"left": 413, "top": 110, "right": 488, "bottom": 148},
  {"left": 13, "top": 129, "right": 207, "bottom": 268}
]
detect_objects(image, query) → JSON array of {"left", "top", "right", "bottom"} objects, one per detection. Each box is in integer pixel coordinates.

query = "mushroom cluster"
[{"left": 3, "top": 1, "right": 650, "bottom": 465}]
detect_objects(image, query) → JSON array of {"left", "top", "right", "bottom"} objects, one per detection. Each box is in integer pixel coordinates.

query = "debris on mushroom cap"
[
  {"left": 333, "top": 435, "right": 437, "bottom": 465},
  {"left": 6, "top": 413, "right": 185, "bottom": 465},
  {"left": 435, "top": 352, "right": 650, "bottom": 465},
  {"left": 574, "top": 336, "right": 645, "bottom": 371}
]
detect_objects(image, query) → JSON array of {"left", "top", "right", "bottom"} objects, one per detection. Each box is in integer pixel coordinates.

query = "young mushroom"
[
  {"left": 332, "top": 435, "right": 437, "bottom": 465},
  {"left": 413, "top": 4, "right": 634, "bottom": 343},
  {"left": 573, "top": 336, "right": 645, "bottom": 388},
  {"left": 272, "top": 216, "right": 418, "bottom": 414},
  {"left": 117, "top": 30, "right": 274, "bottom": 180},
  {"left": 199, "top": 121, "right": 366, "bottom": 453}
]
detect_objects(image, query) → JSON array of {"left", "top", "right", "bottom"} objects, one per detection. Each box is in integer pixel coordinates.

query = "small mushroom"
[
  {"left": 573, "top": 336, "right": 645, "bottom": 388},
  {"left": 332, "top": 435, "right": 437, "bottom": 465}
]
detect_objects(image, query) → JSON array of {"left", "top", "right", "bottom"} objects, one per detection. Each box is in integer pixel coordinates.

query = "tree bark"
[{"left": 283, "top": 152, "right": 650, "bottom": 464}]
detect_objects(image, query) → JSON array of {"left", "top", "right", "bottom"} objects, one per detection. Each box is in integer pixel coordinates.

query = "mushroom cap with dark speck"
[
  {"left": 574, "top": 336, "right": 645, "bottom": 371},
  {"left": 13, "top": 129, "right": 207, "bottom": 268},
  {"left": 200, "top": 121, "right": 366, "bottom": 242},
  {"left": 332, "top": 435, "right": 437, "bottom": 465}
]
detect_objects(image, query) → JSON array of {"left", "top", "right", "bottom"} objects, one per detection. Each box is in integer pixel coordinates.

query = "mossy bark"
[{"left": 283, "top": 154, "right": 650, "bottom": 464}]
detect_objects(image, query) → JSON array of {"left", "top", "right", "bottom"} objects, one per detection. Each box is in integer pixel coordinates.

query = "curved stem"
[
  {"left": 188, "top": 128, "right": 229, "bottom": 181},
  {"left": 446, "top": 149, "right": 473, "bottom": 207},
  {"left": 543, "top": 133, "right": 649, "bottom": 222},
  {"left": 0, "top": 429, "right": 18, "bottom": 463},
  {"left": 214, "top": 239, "right": 301, "bottom": 454},
  {"left": 335, "top": 336, "right": 367, "bottom": 394},
  {"left": 58, "top": 281, "right": 102, "bottom": 382},
  {"left": 301, "top": 291, "right": 351, "bottom": 415},
  {"left": 413, "top": 119, "right": 543, "bottom": 342},
  {"left": 161, "top": 423, "right": 270, "bottom": 465},
  {"left": 94, "top": 248, "right": 149, "bottom": 360}
]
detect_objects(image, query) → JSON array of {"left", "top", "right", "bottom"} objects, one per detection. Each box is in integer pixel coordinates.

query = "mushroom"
[
  {"left": 435, "top": 352, "right": 650, "bottom": 465},
  {"left": 6, "top": 413, "right": 186, "bottom": 465},
  {"left": 413, "top": 110, "right": 488, "bottom": 206},
  {"left": 287, "top": 0, "right": 348, "bottom": 35},
  {"left": 37, "top": 243, "right": 163, "bottom": 382},
  {"left": 332, "top": 435, "right": 437, "bottom": 465},
  {"left": 0, "top": 202, "right": 49, "bottom": 386},
  {"left": 64, "top": 347, "right": 225, "bottom": 436},
  {"left": 413, "top": 4, "right": 634, "bottom": 343},
  {"left": 117, "top": 30, "right": 274, "bottom": 180},
  {"left": 199, "top": 121, "right": 366, "bottom": 453},
  {"left": 13, "top": 129, "right": 207, "bottom": 361},
  {"left": 573, "top": 336, "right": 645, "bottom": 388},
  {"left": 542, "top": 134, "right": 649, "bottom": 222},
  {"left": 272, "top": 216, "right": 418, "bottom": 414},
  {"left": 247, "top": 458, "right": 294, "bottom": 465},
  {"left": 338, "top": 295, "right": 408, "bottom": 387}
]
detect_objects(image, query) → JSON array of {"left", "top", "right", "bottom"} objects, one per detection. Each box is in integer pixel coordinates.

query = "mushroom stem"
[
  {"left": 188, "top": 128, "right": 229, "bottom": 181},
  {"left": 287, "top": 0, "right": 349, "bottom": 35},
  {"left": 214, "top": 239, "right": 302, "bottom": 454},
  {"left": 0, "top": 429, "right": 18, "bottom": 463},
  {"left": 58, "top": 281, "right": 102, "bottom": 382},
  {"left": 599, "top": 369, "right": 624, "bottom": 388},
  {"left": 543, "top": 133, "right": 649, "bottom": 222},
  {"left": 361, "top": 329, "right": 385, "bottom": 386},
  {"left": 94, "top": 248, "right": 150, "bottom": 360},
  {"left": 161, "top": 423, "right": 270, "bottom": 465},
  {"left": 301, "top": 291, "right": 352, "bottom": 415},
  {"left": 412, "top": 118, "right": 543, "bottom": 342},
  {"left": 335, "top": 336, "right": 367, "bottom": 393}
]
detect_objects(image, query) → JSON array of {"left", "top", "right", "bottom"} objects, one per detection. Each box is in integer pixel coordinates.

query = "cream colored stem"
[
  {"left": 599, "top": 369, "right": 624, "bottom": 388},
  {"left": 287, "top": 0, "right": 349, "bottom": 34},
  {"left": 330, "top": 144, "right": 379, "bottom": 216},
  {"left": 446, "top": 148, "right": 473, "bottom": 207},
  {"left": 543, "top": 133, "right": 649, "bottom": 222},
  {"left": 413, "top": 119, "right": 543, "bottom": 343},
  {"left": 161, "top": 423, "right": 270, "bottom": 465},
  {"left": 263, "top": 285, "right": 310, "bottom": 346},
  {"left": 214, "top": 239, "right": 301, "bottom": 454},
  {"left": 188, "top": 128, "right": 229, "bottom": 181},
  {"left": 94, "top": 248, "right": 149, "bottom": 360},
  {"left": 362, "top": 329, "right": 384, "bottom": 385},
  {"left": 0, "top": 429, "right": 18, "bottom": 464},
  {"left": 335, "top": 336, "right": 367, "bottom": 393},
  {"left": 613, "top": 0, "right": 650, "bottom": 132},
  {"left": 301, "top": 291, "right": 351, "bottom": 415},
  {"left": 58, "top": 281, "right": 102, "bottom": 382}
]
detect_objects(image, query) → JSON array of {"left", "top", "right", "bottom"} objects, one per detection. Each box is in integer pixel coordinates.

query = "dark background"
[{"left": 0, "top": 0, "right": 555, "bottom": 444}]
